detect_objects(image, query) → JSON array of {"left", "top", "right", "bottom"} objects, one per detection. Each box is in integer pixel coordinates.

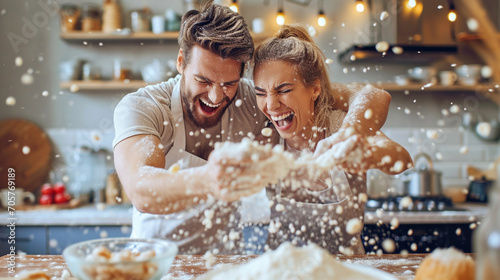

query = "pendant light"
[
  {"left": 229, "top": 0, "right": 238, "bottom": 13},
  {"left": 276, "top": 0, "right": 285, "bottom": 25},
  {"left": 447, "top": 2, "right": 457, "bottom": 22},
  {"left": 356, "top": 0, "right": 365, "bottom": 13},
  {"left": 317, "top": 0, "right": 326, "bottom": 26}
]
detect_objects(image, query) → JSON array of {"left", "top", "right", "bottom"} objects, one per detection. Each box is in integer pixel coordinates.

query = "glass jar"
[
  {"left": 59, "top": 4, "right": 81, "bottom": 32},
  {"left": 474, "top": 181, "right": 500, "bottom": 280},
  {"left": 82, "top": 63, "right": 101, "bottom": 81},
  {"left": 81, "top": 4, "right": 102, "bottom": 32},
  {"left": 113, "top": 59, "right": 132, "bottom": 81},
  {"left": 130, "top": 8, "right": 151, "bottom": 32}
]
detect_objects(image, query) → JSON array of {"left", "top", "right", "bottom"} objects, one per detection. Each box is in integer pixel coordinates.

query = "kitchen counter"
[
  {"left": 0, "top": 253, "right": 433, "bottom": 280},
  {"left": 0, "top": 203, "right": 488, "bottom": 226},
  {"left": 0, "top": 204, "right": 134, "bottom": 226}
]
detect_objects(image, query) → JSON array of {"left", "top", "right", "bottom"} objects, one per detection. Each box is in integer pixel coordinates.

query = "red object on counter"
[
  {"left": 40, "top": 183, "right": 54, "bottom": 196},
  {"left": 54, "top": 192, "right": 71, "bottom": 204},
  {"left": 39, "top": 182, "right": 71, "bottom": 204},
  {"left": 39, "top": 194, "right": 53, "bottom": 205},
  {"left": 53, "top": 182, "right": 66, "bottom": 194}
]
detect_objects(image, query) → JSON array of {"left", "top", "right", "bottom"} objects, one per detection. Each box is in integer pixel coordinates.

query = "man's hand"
[{"left": 205, "top": 139, "right": 289, "bottom": 202}]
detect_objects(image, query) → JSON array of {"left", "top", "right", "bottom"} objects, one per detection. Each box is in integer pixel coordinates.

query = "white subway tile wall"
[{"left": 383, "top": 127, "right": 500, "bottom": 189}]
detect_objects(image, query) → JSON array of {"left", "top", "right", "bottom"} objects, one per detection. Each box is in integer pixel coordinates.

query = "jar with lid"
[
  {"left": 130, "top": 8, "right": 151, "bottom": 32},
  {"left": 59, "top": 4, "right": 81, "bottom": 32},
  {"left": 113, "top": 59, "right": 132, "bottom": 81},
  {"left": 474, "top": 166, "right": 500, "bottom": 280},
  {"left": 81, "top": 4, "right": 102, "bottom": 32}
]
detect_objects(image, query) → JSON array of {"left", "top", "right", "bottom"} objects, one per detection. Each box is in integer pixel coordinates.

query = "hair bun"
[{"left": 276, "top": 24, "right": 314, "bottom": 43}]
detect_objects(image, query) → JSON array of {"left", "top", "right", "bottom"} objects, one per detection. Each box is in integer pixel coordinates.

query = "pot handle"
[{"left": 413, "top": 152, "right": 433, "bottom": 170}]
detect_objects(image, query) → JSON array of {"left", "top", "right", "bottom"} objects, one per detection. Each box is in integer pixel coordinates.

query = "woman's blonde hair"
[{"left": 253, "top": 24, "right": 336, "bottom": 129}]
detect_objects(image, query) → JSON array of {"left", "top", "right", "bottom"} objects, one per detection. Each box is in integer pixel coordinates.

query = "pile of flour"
[{"left": 197, "top": 242, "right": 383, "bottom": 280}]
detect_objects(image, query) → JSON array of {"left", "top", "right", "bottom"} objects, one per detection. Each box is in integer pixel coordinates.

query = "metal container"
[
  {"left": 402, "top": 153, "right": 443, "bottom": 197},
  {"left": 466, "top": 176, "right": 495, "bottom": 203}
]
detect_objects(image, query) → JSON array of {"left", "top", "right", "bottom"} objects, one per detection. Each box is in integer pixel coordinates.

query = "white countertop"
[{"left": 0, "top": 203, "right": 489, "bottom": 226}]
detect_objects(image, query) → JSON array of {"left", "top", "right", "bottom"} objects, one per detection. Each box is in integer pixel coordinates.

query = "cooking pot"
[
  {"left": 466, "top": 176, "right": 495, "bottom": 203},
  {"left": 401, "top": 153, "right": 443, "bottom": 197}
]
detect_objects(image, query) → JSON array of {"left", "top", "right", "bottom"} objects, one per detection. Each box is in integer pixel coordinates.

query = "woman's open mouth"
[
  {"left": 271, "top": 112, "right": 294, "bottom": 129},
  {"left": 199, "top": 99, "right": 223, "bottom": 114}
]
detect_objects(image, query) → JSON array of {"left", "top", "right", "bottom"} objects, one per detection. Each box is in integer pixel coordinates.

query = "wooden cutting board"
[
  {"left": 0, "top": 119, "right": 52, "bottom": 192},
  {"left": 467, "top": 155, "right": 500, "bottom": 180}
]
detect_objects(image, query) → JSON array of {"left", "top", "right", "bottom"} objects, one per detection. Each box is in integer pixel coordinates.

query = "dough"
[{"left": 415, "top": 247, "right": 475, "bottom": 280}]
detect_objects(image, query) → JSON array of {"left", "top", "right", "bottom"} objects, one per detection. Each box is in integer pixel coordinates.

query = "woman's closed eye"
[{"left": 254, "top": 87, "right": 267, "bottom": 97}]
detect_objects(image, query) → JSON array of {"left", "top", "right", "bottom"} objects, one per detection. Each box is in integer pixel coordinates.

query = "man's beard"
[{"left": 180, "top": 77, "right": 235, "bottom": 129}]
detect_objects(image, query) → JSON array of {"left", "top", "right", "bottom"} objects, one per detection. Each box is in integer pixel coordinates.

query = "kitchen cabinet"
[
  {"left": 59, "top": 31, "right": 179, "bottom": 91},
  {"left": 0, "top": 225, "right": 130, "bottom": 255},
  {"left": 0, "top": 226, "right": 47, "bottom": 255},
  {"left": 362, "top": 222, "right": 476, "bottom": 254}
]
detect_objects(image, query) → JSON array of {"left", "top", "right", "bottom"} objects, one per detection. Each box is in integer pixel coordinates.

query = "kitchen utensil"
[
  {"left": 439, "top": 70, "right": 457, "bottom": 86},
  {"left": 131, "top": 8, "right": 151, "bottom": 32},
  {"left": 466, "top": 176, "right": 494, "bottom": 203},
  {"left": 456, "top": 64, "right": 482, "bottom": 86},
  {"left": 63, "top": 238, "right": 178, "bottom": 280},
  {"left": 475, "top": 119, "right": 500, "bottom": 141},
  {"left": 401, "top": 153, "right": 443, "bottom": 196},
  {"left": 102, "top": 0, "right": 122, "bottom": 33},
  {"left": 0, "top": 188, "right": 35, "bottom": 208},
  {"left": 152, "top": 15, "right": 166, "bottom": 34},
  {"left": 408, "top": 66, "right": 437, "bottom": 83},
  {"left": 0, "top": 119, "right": 52, "bottom": 193}
]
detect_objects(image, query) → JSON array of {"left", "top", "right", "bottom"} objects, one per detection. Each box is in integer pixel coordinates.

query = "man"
[{"left": 113, "top": 2, "right": 391, "bottom": 254}]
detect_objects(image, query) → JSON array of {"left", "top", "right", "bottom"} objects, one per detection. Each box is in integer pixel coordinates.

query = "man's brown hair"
[{"left": 178, "top": 1, "right": 254, "bottom": 76}]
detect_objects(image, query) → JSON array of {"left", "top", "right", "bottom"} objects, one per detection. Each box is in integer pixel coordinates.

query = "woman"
[{"left": 252, "top": 24, "right": 412, "bottom": 254}]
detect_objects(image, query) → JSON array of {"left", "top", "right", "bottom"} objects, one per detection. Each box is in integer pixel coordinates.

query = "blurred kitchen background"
[{"left": 0, "top": 0, "right": 499, "bottom": 255}]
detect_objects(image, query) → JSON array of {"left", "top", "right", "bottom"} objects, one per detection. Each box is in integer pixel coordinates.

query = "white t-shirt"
[{"left": 113, "top": 75, "right": 271, "bottom": 254}]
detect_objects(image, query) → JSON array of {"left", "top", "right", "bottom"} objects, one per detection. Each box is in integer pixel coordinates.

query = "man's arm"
[
  {"left": 114, "top": 134, "right": 211, "bottom": 214},
  {"left": 114, "top": 134, "right": 271, "bottom": 215}
]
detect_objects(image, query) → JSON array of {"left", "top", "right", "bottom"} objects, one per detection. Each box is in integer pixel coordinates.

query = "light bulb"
[
  {"left": 407, "top": 0, "right": 416, "bottom": 8},
  {"left": 276, "top": 9, "right": 285, "bottom": 25},
  {"left": 356, "top": 1, "right": 365, "bottom": 12},
  {"left": 318, "top": 11, "right": 326, "bottom": 26},
  {"left": 229, "top": 0, "right": 238, "bottom": 13},
  {"left": 448, "top": 10, "right": 457, "bottom": 22}
]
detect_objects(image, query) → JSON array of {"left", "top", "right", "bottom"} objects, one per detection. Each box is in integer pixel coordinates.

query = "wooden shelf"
[
  {"left": 457, "top": 32, "right": 500, "bottom": 42},
  {"left": 60, "top": 80, "right": 150, "bottom": 91},
  {"left": 60, "top": 31, "right": 179, "bottom": 42},
  {"left": 374, "top": 83, "right": 500, "bottom": 92}
]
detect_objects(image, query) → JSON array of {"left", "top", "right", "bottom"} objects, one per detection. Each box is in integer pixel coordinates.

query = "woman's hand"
[{"left": 314, "top": 129, "right": 412, "bottom": 175}]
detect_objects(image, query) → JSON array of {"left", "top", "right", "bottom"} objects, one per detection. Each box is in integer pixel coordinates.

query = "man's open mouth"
[
  {"left": 199, "top": 99, "right": 223, "bottom": 114},
  {"left": 271, "top": 112, "right": 294, "bottom": 128}
]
